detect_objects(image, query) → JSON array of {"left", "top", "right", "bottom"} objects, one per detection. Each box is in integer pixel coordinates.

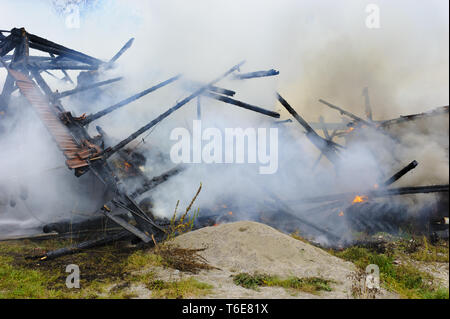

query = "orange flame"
[
  {"left": 228, "top": 211, "right": 233, "bottom": 216},
  {"left": 352, "top": 195, "right": 368, "bottom": 204},
  {"left": 338, "top": 211, "right": 344, "bottom": 217}
]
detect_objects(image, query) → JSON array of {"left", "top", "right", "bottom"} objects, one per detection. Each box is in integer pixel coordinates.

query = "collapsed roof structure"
[{"left": 0, "top": 27, "right": 448, "bottom": 259}]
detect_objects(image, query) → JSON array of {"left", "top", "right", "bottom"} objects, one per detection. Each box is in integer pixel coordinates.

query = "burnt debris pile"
[{"left": 0, "top": 27, "right": 448, "bottom": 259}]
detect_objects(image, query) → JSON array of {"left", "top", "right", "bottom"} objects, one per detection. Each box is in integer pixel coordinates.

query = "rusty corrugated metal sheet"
[{"left": 7, "top": 68, "right": 96, "bottom": 169}]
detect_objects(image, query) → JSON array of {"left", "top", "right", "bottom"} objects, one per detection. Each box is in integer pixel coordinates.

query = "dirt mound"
[
  {"left": 168, "top": 221, "right": 366, "bottom": 298},
  {"left": 173, "top": 221, "right": 353, "bottom": 278}
]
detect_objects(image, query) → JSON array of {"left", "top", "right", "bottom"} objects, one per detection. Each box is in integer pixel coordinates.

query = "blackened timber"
[
  {"left": 129, "top": 166, "right": 185, "bottom": 199},
  {"left": 103, "top": 61, "right": 246, "bottom": 159},
  {"left": 26, "top": 30, "right": 103, "bottom": 66},
  {"left": 2, "top": 55, "right": 52, "bottom": 62},
  {"left": 108, "top": 38, "right": 134, "bottom": 64},
  {"left": 233, "top": 69, "right": 279, "bottom": 80},
  {"left": 82, "top": 74, "right": 181, "bottom": 125},
  {"left": 53, "top": 77, "right": 123, "bottom": 99},
  {"left": 112, "top": 195, "right": 165, "bottom": 233},
  {"left": 49, "top": 53, "right": 74, "bottom": 84},
  {"left": 29, "top": 68, "right": 54, "bottom": 97},
  {"left": 0, "top": 35, "right": 17, "bottom": 57},
  {"left": 295, "top": 184, "right": 449, "bottom": 204},
  {"left": 262, "top": 186, "right": 341, "bottom": 241},
  {"left": 318, "top": 99, "right": 374, "bottom": 127},
  {"left": 203, "top": 91, "right": 280, "bottom": 118},
  {"left": 101, "top": 208, "right": 151, "bottom": 243},
  {"left": 383, "top": 160, "right": 418, "bottom": 187},
  {"left": 42, "top": 213, "right": 129, "bottom": 234},
  {"left": 187, "top": 81, "right": 236, "bottom": 96},
  {"left": 39, "top": 230, "right": 132, "bottom": 260},
  {"left": 27, "top": 61, "right": 98, "bottom": 70},
  {"left": 276, "top": 93, "right": 340, "bottom": 165},
  {"left": 208, "top": 86, "right": 236, "bottom": 97},
  {"left": 0, "top": 73, "right": 15, "bottom": 111}
]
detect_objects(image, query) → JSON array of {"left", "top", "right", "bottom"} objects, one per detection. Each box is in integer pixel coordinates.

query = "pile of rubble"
[{"left": 0, "top": 27, "right": 448, "bottom": 260}]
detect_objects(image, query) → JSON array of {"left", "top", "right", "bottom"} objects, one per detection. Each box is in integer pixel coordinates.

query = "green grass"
[
  {"left": 145, "top": 277, "right": 213, "bottom": 298},
  {"left": 0, "top": 239, "right": 214, "bottom": 299},
  {"left": 334, "top": 245, "right": 448, "bottom": 299},
  {"left": 232, "top": 273, "right": 333, "bottom": 295}
]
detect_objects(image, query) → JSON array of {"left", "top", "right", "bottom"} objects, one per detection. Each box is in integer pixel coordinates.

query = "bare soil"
[{"left": 131, "top": 221, "right": 398, "bottom": 298}]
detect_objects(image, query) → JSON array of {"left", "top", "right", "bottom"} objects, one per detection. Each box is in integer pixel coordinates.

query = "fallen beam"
[
  {"left": 294, "top": 184, "right": 449, "bottom": 204},
  {"left": 102, "top": 60, "right": 246, "bottom": 159},
  {"left": 383, "top": 160, "right": 418, "bottom": 187},
  {"left": 82, "top": 74, "right": 181, "bottom": 125},
  {"left": 277, "top": 93, "right": 340, "bottom": 165},
  {"left": 318, "top": 99, "right": 374, "bottom": 127},
  {"left": 53, "top": 77, "right": 123, "bottom": 99},
  {"left": 203, "top": 91, "right": 280, "bottom": 118},
  {"left": 233, "top": 69, "right": 279, "bottom": 80},
  {"left": 108, "top": 38, "right": 134, "bottom": 64},
  {"left": 38, "top": 230, "right": 132, "bottom": 260}
]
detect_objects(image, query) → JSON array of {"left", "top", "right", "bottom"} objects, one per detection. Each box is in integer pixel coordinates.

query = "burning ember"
[{"left": 352, "top": 195, "right": 368, "bottom": 204}]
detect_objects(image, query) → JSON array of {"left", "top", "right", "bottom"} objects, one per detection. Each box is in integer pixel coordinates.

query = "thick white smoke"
[{"left": 0, "top": 0, "right": 448, "bottom": 242}]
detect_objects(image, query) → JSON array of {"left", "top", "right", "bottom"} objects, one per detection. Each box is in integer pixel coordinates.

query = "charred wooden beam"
[
  {"left": 53, "top": 77, "right": 123, "bottom": 99},
  {"left": 102, "top": 61, "right": 246, "bottom": 159},
  {"left": 26, "top": 61, "right": 98, "bottom": 70},
  {"left": 276, "top": 93, "right": 340, "bottom": 165},
  {"left": 318, "top": 99, "right": 374, "bottom": 127},
  {"left": 38, "top": 230, "right": 133, "bottom": 260},
  {"left": 107, "top": 38, "right": 134, "bottom": 64},
  {"left": 383, "top": 160, "right": 418, "bottom": 187},
  {"left": 129, "top": 166, "right": 185, "bottom": 199},
  {"left": 42, "top": 213, "right": 129, "bottom": 234},
  {"left": 82, "top": 74, "right": 181, "bottom": 125},
  {"left": 0, "top": 34, "right": 17, "bottom": 57},
  {"left": 274, "top": 119, "right": 293, "bottom": 125},
  {"left": 101, "top": 205, "right": 152, "bottom": 243},
  {"left": 26, "top": 29, "right": 103, "bottom": 66},
  {"left": 187, "top": 81, "right": 236, "bottom": 97},
  {"left": 295, "top": 184, "right": 449, "bottom": 204},
  {"left": 208, "top": 86, "right": 236, "bottom": 97},
  {"left": 233, "top": 69, "right": 279, "bottom": 80},
  {"left": 262, "top": 186, "right": 342, "bottom": 241},
  {"left": 203, "top": 91, "right": 280, "bottom": 118},
  {"left": 49, "top": 53, "right": 74, "bottom": 84}
]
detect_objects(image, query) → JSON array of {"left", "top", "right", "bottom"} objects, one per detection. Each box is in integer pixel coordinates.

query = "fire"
[
  {"left": 228, "top": 211, "right": 233, "bottom": 215},
  {"left": 338, "top": 211, "right": 344, "bottom": 217},
  {"left": 352, "top": 195, "right": 368, "bottom": 204},
  {"left": 346, "top": 127, "right": 355, "bottom": 133}
]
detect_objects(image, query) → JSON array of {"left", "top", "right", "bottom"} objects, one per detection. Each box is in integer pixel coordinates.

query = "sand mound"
[{"left": 172, "top": 221, "right": 355, "bottom": 283}]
